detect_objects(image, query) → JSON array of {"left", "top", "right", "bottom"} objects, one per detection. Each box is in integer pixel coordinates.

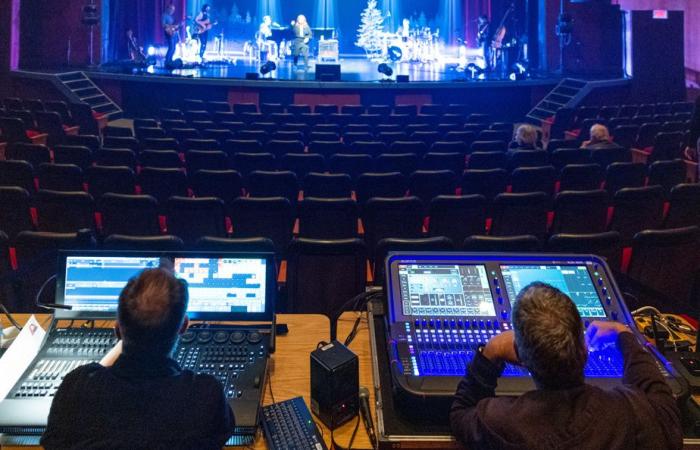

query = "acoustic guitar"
[{"left": 196, "top": 19, "right": 218, "bottom": 34}]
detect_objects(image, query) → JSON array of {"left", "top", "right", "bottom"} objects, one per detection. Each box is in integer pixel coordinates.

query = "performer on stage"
[
  {"left": 397, "top": 18, "right": 411, "bottom": 41},
  {"left": 194, "top": 4, "right": 213, "bottom": 60},
  {"left": 291, "top": 15, "right": 312, "bottom": 69},
  {"left": 126, "top": 29, "right": 145, "bottom": 63},
  {"left": 476, "top": 15, "right": 492, "bottom": 71},
  {"left": 259, "top": 15, "right": 273, "bottom": 40},
  {"left": 162, "top": 4, "right": 179, "bottom": 67}
]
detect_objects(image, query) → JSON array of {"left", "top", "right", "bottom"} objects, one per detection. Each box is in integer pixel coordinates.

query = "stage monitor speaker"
[
  {"left": 562, "top": 2, "right": 623, "bottom": 77},
  {"left": 315, "top": 64, "right": 341, "bottom": 82},
  {"left": 245, "top": 72, "right": 260, "bottom": 80},
  {"left": 397, "top": 75, "right": 409, "bottom": 83},
  {"left": 629, "top": 10, "right": 685, "bottom": 103}
]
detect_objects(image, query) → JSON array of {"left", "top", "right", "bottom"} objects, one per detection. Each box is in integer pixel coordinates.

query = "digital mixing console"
[{"left": 384, "top": 253, "right": 687, "bottom": 398}]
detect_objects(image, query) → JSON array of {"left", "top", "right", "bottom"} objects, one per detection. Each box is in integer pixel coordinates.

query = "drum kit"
[{"left": 380, "top": 27, "right": 442, "bottom": 63}]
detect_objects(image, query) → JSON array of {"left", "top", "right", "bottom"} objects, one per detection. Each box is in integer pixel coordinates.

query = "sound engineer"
[
  {"left": 450, "top": 282, "right": 682, "bottom": 450},
  {"left": 41, "top": 268, "right": 235, "bottom": 450}
]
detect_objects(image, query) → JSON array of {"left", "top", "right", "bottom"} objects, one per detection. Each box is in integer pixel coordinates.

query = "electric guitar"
[{"left": 196, "top": 19, "right": 218, "bottom": 34}]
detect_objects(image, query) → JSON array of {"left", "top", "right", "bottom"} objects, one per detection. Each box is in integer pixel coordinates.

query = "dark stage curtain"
[
  {"left": 107, "top": 0, "right": 186, "bottom": 61},
  {"left": 464, "top": 0, "right": 491, "bottom": 48}
]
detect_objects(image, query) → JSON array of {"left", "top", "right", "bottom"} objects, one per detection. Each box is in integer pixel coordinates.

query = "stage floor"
[{"left": 115, "top": 55, "right": 538, "bottom": 84}]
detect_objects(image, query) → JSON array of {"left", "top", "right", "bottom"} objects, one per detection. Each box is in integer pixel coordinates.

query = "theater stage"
[
  {"left": 9, "top": 58, "right": 631, "bottom": 122},
  {"left": 103, "top": 55, "right": 543, "bottom": 85}
]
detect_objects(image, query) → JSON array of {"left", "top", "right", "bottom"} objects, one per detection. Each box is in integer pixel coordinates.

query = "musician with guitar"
[
  {"left": 162, "top": 3, "right": 182, "bottom": 67},
  {"left": 195, "top": 4, "right": 217, "bottom": 60},
  {"left": 476, "top": 15, "right": 491, "bottom": 71}
]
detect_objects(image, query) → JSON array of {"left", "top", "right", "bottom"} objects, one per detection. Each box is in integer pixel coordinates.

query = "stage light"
[
  {"left": 465, "top": 63, "right": 484, "bottom": 79},
  {"left": 509, "top": 62, "right": 529, "bottom": 81},
  {"left": 260, "top": 61, "right": 277, "bottom": 75},
  {"left": 387, "top": 46, "right": 402, "bottom": 62},
  {"left": 147, "top": 46, "right": 156, "bottom": 56},
  {"left": 378, "top": 63, "right": 393, "bottom": 77}
]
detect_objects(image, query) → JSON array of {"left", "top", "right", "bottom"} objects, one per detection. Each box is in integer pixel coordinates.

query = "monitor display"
[
  {"left": 62, "top": 255, "right": 268, "bottom": 315},
  {"left": 397, "top": 264, "right": 495, "bottom": 317},
  {"left": 500, "top": 265, "right": 606, "bottom": 318}
]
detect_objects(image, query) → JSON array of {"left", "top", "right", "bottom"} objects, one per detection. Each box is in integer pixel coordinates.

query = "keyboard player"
[{"left": 450, "top": 282, "right": 682, "bottom": 450}]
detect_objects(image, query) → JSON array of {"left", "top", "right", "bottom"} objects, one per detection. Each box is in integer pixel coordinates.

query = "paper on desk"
[{"left": 0, "top": 315, "right": 45, "bottom": 401}]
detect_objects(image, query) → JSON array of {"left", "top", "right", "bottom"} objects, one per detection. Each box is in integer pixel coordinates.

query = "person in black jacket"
[
  {"left": 581, "top": 123, "right": 624, "bottom": 151},
  {"left": 450, "top": 282, "right": 682, "bottom": 450},
  {"left": 42, "top": 268, "right": 235, "bottom": 450}
]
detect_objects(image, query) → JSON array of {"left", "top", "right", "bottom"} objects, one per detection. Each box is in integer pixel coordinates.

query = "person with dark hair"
[
  {"left": 291, "top": 14, "right": 312, "bottom": 70},
  {"left": 450, "top": 282, "right": 682, "bottom": 450},
  {"left": 41, "top": 268, "right": 234, "bottom": 450},
  {"left": 476, "top": 15, "right": 491, "bottom": 71},
  {"left": 195, "top": 4, "right": 215, "bottom": 60}
]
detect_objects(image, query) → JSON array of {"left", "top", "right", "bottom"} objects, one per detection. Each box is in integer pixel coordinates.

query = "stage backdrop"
[{"left": 104, "top": 0, "right": 491, "bottom": 59}]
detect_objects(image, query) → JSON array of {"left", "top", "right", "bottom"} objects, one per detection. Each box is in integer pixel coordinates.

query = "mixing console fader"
[{"left": 9, "top": 327, "right": 117, "bottom": 400}]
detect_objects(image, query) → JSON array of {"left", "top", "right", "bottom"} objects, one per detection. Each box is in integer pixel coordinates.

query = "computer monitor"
[
  {"left": 54, "top": 251, "right": 276, "bottom": 321},
  {"left": 500, "top": 264, "right": 606, "bottom": 318}
]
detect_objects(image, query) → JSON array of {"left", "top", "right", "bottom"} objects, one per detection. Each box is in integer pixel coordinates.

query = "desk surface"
[{"left": 0, "top": 313, "right": 375, "bottom": 450}]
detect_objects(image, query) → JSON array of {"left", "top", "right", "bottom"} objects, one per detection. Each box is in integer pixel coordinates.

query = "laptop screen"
[{"left": 56, "top": 252, "right": 274, "bottom": 321}]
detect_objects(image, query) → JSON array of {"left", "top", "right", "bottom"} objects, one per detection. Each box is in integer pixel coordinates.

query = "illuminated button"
[
  {"left": 501, "top": 310, "right": 508, "bottom": 320},
  {"left": 606, "top": 296, "right": 612, "bottom": 305},
  {"left": 496, "top": 286, "right": 501, "bottom": 294},
  {"left": 486, "top": 320, "right": 492, "bottom": 329},
  {"left": 598, "top": 278, "right": 604, "bottom": 286},
  {"left": 498, "top": 297, "right": 503, "bottom": 305},
  {"left": 493, "top": 278, "right": 499, "bottom": 286},
  {"left": 479, "top": 320, "right": 484, "bottom": 328},
  {"left": 457, "top": 320, "right": 463, "bottom": 328},
  {"left": 602, "top": 287, "right": 608, "bottom": 295}
]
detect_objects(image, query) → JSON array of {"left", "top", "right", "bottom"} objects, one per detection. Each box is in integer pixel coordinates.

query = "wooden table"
[{"left": 0, "top": 313, "right": 376, "bottom": 449}]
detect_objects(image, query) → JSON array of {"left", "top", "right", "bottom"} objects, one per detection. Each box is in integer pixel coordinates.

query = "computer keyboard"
[{"left": 261, "top": 397, "right": 328, "bottom": 450}]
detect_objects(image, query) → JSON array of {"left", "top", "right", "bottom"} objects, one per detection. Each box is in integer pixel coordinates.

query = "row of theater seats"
[
  {"left": 164, "top": 99, "right": 497, "bottom": 119},
  {"left": 2, "top": 224, "right": 699, "bottom": 318},
  {"left": 1, "top": 177, "right": 699, "bottom": 258},
  {"left": 0, "top": 141, "right": 688, "bottom": 200},
  {"left": 549, "top": 101, "right": 694, "bottom": 141}
]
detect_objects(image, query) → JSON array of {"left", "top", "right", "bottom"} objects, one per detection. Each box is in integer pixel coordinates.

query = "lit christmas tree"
[{"left": 356, "top": 0, "right": 384, "bottom": 60}]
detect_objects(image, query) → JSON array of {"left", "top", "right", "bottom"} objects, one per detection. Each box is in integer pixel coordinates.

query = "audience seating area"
[{"left": 1, "top": 98, "right": 698, "bottom": 315}]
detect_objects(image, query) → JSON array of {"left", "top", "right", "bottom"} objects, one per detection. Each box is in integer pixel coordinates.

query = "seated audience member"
[
  {"left": 582, "top": 124, "right": 623, "bottom": 150},
  {"left": 450, "top": 282, "right": 682, "bottom": 450},
  {"left": 510, "top": 124, "right": 540, "bottom": 150},
  {"left": 42, "top": 268, "right": 234, "bottom": 450}
]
